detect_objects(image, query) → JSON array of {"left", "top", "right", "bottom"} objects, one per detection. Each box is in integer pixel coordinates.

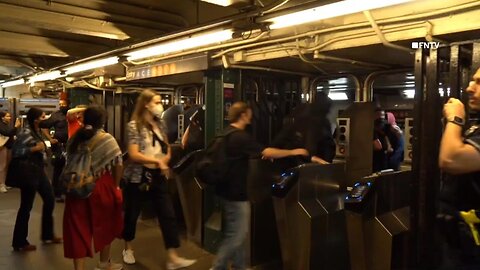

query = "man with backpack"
[{"left": 209, "top": 101, "right": 309, "bottom": 270}]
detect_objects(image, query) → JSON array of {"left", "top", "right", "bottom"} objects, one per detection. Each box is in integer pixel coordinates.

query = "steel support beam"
[
  {"left": 449, "top": 45, "right": 460, "bottom": 98},
  {"left": 411, "top": 47, "right": 443, "bottom": 269},
  {"left": 0, "top": 31, "right": 107, "bottom": 57},
  {"left": 0, "top": 3, "right": 162, "bottom": 40},
  {"left": 473, "top": 42, "right": 480, "bottom": 73}
]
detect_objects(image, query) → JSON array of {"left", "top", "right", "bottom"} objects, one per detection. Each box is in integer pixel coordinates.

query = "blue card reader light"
[{"left": 345, "top": 181, "right": 372, "bottom": 203}]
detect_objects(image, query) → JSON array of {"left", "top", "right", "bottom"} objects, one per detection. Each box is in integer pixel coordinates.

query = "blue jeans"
[{"left": 212, "top": 199, "right": 250, "bottom": 270}]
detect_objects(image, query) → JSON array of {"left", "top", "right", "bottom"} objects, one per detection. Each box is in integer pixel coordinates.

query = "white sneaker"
[
  {"left": 166, "top": 257, "right": 196, "bottom": 270},
  {"left": 0, "top": 185, "right": 7, "bottom": 193},
  {"left": 122, "top": 249, "right": 135, "bottom": 265},
  {"left": 94, "top": 260, "right": 123, "bottom": 270}
]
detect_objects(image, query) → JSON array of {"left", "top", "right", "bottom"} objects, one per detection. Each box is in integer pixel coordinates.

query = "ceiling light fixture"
[
  {"left": 201, "top": 0, "right": 233, "bottom": 6},
  {"left": 64, "top": 56, "right": 119, "bottom": 75},
  {"left": 265, "top": 0, "right": 412, "bottom": 29},
  {"left": 0, "top": 79, "right": 25, "bottom": 88},
  {"left": 328, "top": 92, "right": 349, "bottom": 100},
  {"left": 126, "top": 30, "right": 233, "bottom": 61},
  {"left": 403, "top": 89, "right": 415, "bottom": 98},
  {"left": 28, "top": 71, "right": 63, "bottom": 84}
]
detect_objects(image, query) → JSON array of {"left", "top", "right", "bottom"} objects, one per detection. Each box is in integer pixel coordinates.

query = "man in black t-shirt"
[
  {"left": 211, "top": 102, "right": 308, "bottom": 270},
  {"left": 438, "top": 68, "right": 480, "bottom": 268}
]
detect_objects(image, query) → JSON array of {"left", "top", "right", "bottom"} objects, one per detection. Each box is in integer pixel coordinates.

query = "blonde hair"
[{"left": 131, "top": 89, "right": 168, "bottom": 142}]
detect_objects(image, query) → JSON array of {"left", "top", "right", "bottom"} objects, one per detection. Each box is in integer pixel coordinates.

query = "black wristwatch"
[{"left": 447, "top": 116, "right": 465, "bottom": 127}]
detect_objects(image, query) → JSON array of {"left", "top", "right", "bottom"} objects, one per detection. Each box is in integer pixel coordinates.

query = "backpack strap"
[{"left": 220, "top": 127, "right": 240, "bottom": 138}]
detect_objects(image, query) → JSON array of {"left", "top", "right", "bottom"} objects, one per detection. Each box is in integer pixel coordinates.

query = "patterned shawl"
[{"left": 68, "top": 130, "right": 122, "bottom": 178}]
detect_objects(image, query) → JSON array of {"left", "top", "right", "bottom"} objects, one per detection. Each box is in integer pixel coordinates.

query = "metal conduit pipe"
[
  {"left": 129, "top": 31, "right": 268, "bottom": 65},
  {"left": 363, "top": 10, "right": 414, "bottom": 54},
  {"left": 425, "top": 21, "right": 449, "bottom": 44},
  {"left": 212, "top": 21, "right": 423, "bottom": 59},
  {"left": 228, "top": 64, "right": 314, "bottom": 77},
  {"left": 313, "top": 51, "right": 390, "bottom": 69},
  {"left": 11, "top": 0, "right": 479, "bottom": 83},
  {"left": 362, "top": 68, "right": 412, "bottom": 101},
  {"left": 122, "top": 86, "right": 174, "bottom": 93},
  {"left": 240, "top": 43, "right": 389, "bottom": 69},
  {"left": 262, "top": 0, "right": 290, "bottom": 14},
  {"left": 212, "top": 0, "right": 480, "bottom": 59},
  {"left": 6, "top": 0, "right": 477, "bottom": 86},
  {"left": 308, "top": 21, "right": 429, "bottom": 52},
  {"left": 40, "top": 0, "right": 320, "bottom": 72},
  {"left": 309, "top": 74, "right": 361, "bottom": 102}
]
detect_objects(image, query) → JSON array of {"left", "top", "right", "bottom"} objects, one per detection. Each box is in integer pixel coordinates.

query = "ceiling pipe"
[
  {"left": 129, "top": 32, "right": 268, "bottom": 65},
  {"left": 222, "top": 54, "right": 313, "bottom": 76},
  {"left": 212, "top": 0, "right": 480, "bottom": 59},
  {"left": 262, "top": 0, "right": 290, "bottom": 14},
  {"left": 363, "top": 10, "right": 414, "bottom": 53},
  {"left": 5, "top": 0, "right": 480, "bottom": 86}
]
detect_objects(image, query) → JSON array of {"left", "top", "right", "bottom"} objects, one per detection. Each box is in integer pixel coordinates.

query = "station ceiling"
[
  {"left": 0, "top": 0, "right": 312, "bottom": 80},
  {"left": 1, "top": 0, "right": 480, "bottom": 88}
]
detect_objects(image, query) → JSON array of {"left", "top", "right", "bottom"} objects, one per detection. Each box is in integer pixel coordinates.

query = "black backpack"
[{"left": 194, "top": 128, "right": 239, "bottom": 185}]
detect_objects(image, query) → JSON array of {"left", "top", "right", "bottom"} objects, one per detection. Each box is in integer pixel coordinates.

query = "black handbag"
[
  {"left": 6, "top": 158, "right": 42, "bottom": 189},
  {"left": 138, "top": 167, "right": 167, "bottom": 192}
]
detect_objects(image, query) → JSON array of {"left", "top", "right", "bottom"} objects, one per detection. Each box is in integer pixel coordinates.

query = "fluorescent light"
[
  {"left": 267, "top": 0, "right": 412, "bottom": 29},
  {"left": 406, "top": 75, "right": 415, "bottom": 80},
  {"left": 126, "top": 30, "right": 233, "bottom": 61},
  {"left": 201, "top": 0, "right": 232, "bottom": 6},
  {"left": 403, "top": 89, "right": 415, "bottom": 98},
  {"left": 329, "top": 85, "right": 349, "bottom": 89},
  {"left": 329, "top": 78, "right": 348, "bottom": 84},
  {"left": 328, "top": 92, "right": 349, "bottom": 100},
  {"left": 65, "top": 56, "right": 119, "bottom": 75},
  {"left": 1, "top": 79, "right": 25, "bottom": 88},
  {"left": 28, "top": 71, "right": 63, "bottom": 84},
  {"left": 330, "top": 87, "right": 348, "bottom": 91}
]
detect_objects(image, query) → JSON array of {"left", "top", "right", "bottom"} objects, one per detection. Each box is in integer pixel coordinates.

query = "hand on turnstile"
[{"left": 460, "top": 210, "right": 480, "bottom": 246}]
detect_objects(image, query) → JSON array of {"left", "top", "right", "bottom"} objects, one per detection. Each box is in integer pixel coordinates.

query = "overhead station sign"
[{"left": 126, "top": 54, "right": 209, "bottom": 81}]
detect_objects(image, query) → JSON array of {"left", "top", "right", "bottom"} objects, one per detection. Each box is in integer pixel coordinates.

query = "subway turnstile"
[
  {"left": 345, "top": 171, "right": 411, "bottom": 270},
  {"left": 173, "top": 150, "right": 204, "bottom": 246},
  {"left": 272, "top": 163, "right": 350, "bottom": 270}
]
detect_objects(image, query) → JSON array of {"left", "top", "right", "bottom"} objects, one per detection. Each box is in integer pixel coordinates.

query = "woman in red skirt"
[{"left": 63, "top": 106, "right": 124, "bottom": 270}]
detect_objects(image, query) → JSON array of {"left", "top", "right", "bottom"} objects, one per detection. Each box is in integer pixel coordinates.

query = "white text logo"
[{"left": 411, "top": 42, "right": 440, "bottom": 49}]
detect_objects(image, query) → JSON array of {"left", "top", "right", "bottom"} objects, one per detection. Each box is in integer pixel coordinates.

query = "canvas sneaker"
[
  {"left": 166, "top": 257, "right": 196, "bottom": 270},
  {"left": 122, "top": 249, "right": 136, "bottom": 265},
  {"left": 94, "top": 260, "right": 123, "bottom": 270}
]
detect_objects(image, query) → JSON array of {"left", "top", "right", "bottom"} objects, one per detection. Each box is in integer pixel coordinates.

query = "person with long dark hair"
[
  {"left": 62, "top": 105, "right": 124, "bottom": 270},
  {"left": 122, "top": 89, "right": 196, "bottom": 269},
  {"left": 9, "top": 107, "right": 61, "bottom": 251},
  {"left": 0, "top": 111, "right": 21, "bottom": 193}
]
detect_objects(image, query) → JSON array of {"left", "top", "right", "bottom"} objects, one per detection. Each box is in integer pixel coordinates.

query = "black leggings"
[{"left": 122, "top": 174, "right": 180, "bottom": 249}]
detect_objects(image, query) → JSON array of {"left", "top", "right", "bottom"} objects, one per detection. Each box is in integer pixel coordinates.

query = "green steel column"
[{"left": 202, "top": 69, "right": 240, "bottom": 253}]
